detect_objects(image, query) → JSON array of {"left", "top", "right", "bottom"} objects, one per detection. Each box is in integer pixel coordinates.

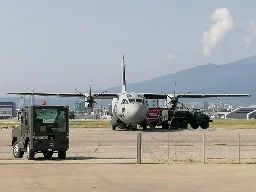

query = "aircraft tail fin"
[{"left": 121, "top": 55, "right": 127, "bottom": 93}]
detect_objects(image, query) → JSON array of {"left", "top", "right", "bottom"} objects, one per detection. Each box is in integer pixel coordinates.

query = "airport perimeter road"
[{"left": 0, "top": 164, "right": 256, "bottom": 192}]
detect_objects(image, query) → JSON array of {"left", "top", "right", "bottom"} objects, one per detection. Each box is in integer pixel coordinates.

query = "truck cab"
[{"left": 12, "top": 105, "right": 69, "bottom": 160}]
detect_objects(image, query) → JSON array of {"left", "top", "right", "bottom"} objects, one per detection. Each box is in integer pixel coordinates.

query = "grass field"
[
  {"left": 1, "top": 118, "right": 256, "bottom": 129},
  {"left": 0, "top": 120, "right": 111, "bottom": 129},
  {"left": 209, "top": 118, "right": 256, "bottom": 129}
]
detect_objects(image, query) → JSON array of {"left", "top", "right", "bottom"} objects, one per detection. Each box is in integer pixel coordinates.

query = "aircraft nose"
[{"left": 125, "top": 103, "right": 147, "bottom": 124}]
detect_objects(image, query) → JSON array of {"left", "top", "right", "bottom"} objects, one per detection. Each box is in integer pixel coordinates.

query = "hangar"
[
  {"left": 225, "top": 105, "right": 256, "bottom": 119},
  {"left": 0, "top": 102, "right": 17, "bottom": 119}
]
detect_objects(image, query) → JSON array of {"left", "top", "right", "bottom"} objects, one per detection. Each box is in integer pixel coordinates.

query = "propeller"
[
  {"left": 160, "top": 83, "right": 192, "bottom": 129},
  {"left": 75, "top": 81, "right": 107, "bottom": 110},
  {"left": 161, "top": 88, "right": 191, "bottom": 110}
]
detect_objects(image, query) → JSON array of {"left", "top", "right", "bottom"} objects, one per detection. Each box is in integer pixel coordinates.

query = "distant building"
[
  {"left": 0, "top": 102, "right": 17, "bottom": 119},
  {"left": 203, "top": 101, "right": 209, "bottom": 110},
  {"left": 225, "top": 105, "right": 256, "bottom": 119}
]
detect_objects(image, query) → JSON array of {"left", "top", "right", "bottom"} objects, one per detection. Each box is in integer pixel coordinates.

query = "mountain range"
[
  {"left": 95, "top": 54, "right": 256, "bottom": 106},
  {"left": 2, "top": 54, "right": 256, "bottom": 108}
]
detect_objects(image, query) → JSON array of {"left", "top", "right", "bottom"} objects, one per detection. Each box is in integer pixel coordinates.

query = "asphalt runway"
[
  {"left": 1, "top": 164, "right": 256, "bottom": 192},
  {"left": 1, "top": 127, "right": 256, "bottom": 164},
  {"left": 1, "top": 127, "right": 256, "bottom": 192}
]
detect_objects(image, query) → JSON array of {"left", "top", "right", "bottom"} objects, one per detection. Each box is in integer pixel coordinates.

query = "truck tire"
[
  {"left": 58, "top": 151, "right": 66, "bottom": 159},
  {"left": 171, "top": 120, "right": 180, "bottom": 129},
  {"left": 190, "top": 123, "right": 198, "bottom": 129},
  {"left": 201, "top": 119, "right": 209, "bottom": 129},
  {"left": 161, "top": 122, "right": 169, "bottom": 129},
  {"left": 13, "top": 141, "right": 24, "bottom": 158},
  {"left": 26, "top": 143, "right": 35, "bottom": 160},
  {"left": 180, "top": 120, "right": 188, "bottom": 129},
  {"left": 151, "top": 122, "right": 157, "bottom": 128}
]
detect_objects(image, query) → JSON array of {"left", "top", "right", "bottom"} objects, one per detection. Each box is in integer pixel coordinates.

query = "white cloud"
[
  {"left": 243, "top": 20, "right": 256, "bottom": 47},
  {"left": 201, "top": 8, "right": 234, "bottom": 56},
  {"left": 167, "top": 53, "right": 176, "bottom": 60}
]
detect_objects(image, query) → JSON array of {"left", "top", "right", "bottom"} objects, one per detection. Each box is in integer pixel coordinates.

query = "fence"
[{"left": 136, "top": 132, "right": 256, "bottom": 164}]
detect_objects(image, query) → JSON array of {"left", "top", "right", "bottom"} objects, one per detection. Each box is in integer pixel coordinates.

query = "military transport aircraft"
[{"left": 7, "top": 55, "right": 251, "bottom": 130}]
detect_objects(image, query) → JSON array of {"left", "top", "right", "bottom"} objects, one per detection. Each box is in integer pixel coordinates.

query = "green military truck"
[
  {"left": 158, "top": 108, "right": 212, "bottom": 129},
  {"left": 12, "top": 105, "right": 70, "bottom": 160}
]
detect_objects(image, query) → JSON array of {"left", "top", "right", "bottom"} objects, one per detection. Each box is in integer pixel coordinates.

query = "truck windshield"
[{"left": 34, "top": 108, "right": 67, "bottom": 133}]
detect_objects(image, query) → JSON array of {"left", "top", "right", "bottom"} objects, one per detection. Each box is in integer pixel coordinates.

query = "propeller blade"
[
  {"left": 177, "top": 100, "right": 190, "bottom": 110},
  {"left": 161, "top": 91, "right": 173, "bottom": 100}
]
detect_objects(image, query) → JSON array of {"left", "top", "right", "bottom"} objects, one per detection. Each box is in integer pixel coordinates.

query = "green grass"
[
  {"left": 0, "top": 120, "right": 111, "bottom": 129},
  {"left": 1, "top": 118, "right": 256, "bottom": 129},
  {"left": 208, "top": 118, "right": 256, "bottom": 129}
]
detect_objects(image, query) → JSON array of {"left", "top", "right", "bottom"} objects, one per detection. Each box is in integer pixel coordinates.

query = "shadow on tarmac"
[
  {"left": 115, "top": 127, "right": 216, "bottom": 132},
  {"left": 34, "top": 156, "right": 136, "bottom": 161}
]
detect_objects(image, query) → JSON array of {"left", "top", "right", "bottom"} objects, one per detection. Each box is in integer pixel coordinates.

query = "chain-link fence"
[{"left": 137, "top": 132, "right": 256, "bottom": 164}]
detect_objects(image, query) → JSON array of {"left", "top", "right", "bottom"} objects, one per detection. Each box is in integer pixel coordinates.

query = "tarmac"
[{"left": 1, "top": 127, "right": 256, "bottom": 191}]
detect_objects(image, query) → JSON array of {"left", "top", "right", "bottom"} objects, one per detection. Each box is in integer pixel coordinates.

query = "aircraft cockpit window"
[
  {"left": 136, "top": 99, "right": 143, "bottom": 103},
  {"left": 129, "top": 99, "right": 135, "bottom": 103},
  {"left": 122, "top": 99, "right": 129, "bottom": 104}
]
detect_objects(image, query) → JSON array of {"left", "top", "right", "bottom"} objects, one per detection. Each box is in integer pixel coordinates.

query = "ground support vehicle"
[
  {"left": 12, "top": 105, "right": 69, "bottom": 160},
  {"left": 147, "top": 108, "right": 168, "bottom": 128},
  {"left": 147, "top": 107, "right": 212, "bottom": 129}
]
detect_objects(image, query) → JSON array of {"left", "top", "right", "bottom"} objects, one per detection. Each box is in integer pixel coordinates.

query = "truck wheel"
[
  {"left": 172, "top": 120, "right": 180, "bottom": 129},
  {"left": 201, "top": 119, "right": 209, "bottom": 129},
  {"left": 58, "top": 151, "right": 66, "bottom": 159},
  {"left": 190, "top": 123, "right": 198, "bottom": 129},
  {"left": 150, "top": 122, "right": 157, "bottom": 128},
  {"left": 161, "top": 122, "right": 169, "bottom": 129},
  {"left": 13, "top": 141, "right": 24, "bottom": 158},
  {"left": 26, "top": 143, "right": 35, "bottom": 160},
  {"left": 180, "top": 120, "right": 188, "bottom": 129}
]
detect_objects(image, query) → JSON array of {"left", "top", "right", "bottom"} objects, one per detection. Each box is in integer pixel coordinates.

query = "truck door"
[{"left": 21, "top": 111, "right": 29, "bottom": 136}]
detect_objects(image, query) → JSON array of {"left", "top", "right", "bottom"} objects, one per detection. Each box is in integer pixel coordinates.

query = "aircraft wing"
[
  {"left": 143, "top": 93, "right": 167, "bottom": 100},
  {"left": 6, "top": 92, "right": 120, "bottom": 99},
  {"left": 91, "top": 93, "right": 119, "bottom": 99},
  {"left": 178, "top": 94, "right": 251, "bottom": 98},
  {"left": 143, "top": 93, "right": 251, "bottom": 99},
  {"left": 7, "top": 92, "right": 251, "bottom": 99},
  {"left": 7, "top": 92, "right": 85, "bottom": 97}
]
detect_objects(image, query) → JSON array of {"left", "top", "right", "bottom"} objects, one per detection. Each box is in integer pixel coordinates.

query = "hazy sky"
[{"left": 1, "top": 0, "right": 256, "bottom": 96}]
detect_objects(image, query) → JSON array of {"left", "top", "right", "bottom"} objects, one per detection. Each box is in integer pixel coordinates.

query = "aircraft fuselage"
[{"left": 111, "top": 92, "right": 149, "bottom": 128}]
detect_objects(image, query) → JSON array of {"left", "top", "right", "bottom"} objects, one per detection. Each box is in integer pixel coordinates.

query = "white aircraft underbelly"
[{"left": 116, "top": 103, "right": 148, "bottom": 124}]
